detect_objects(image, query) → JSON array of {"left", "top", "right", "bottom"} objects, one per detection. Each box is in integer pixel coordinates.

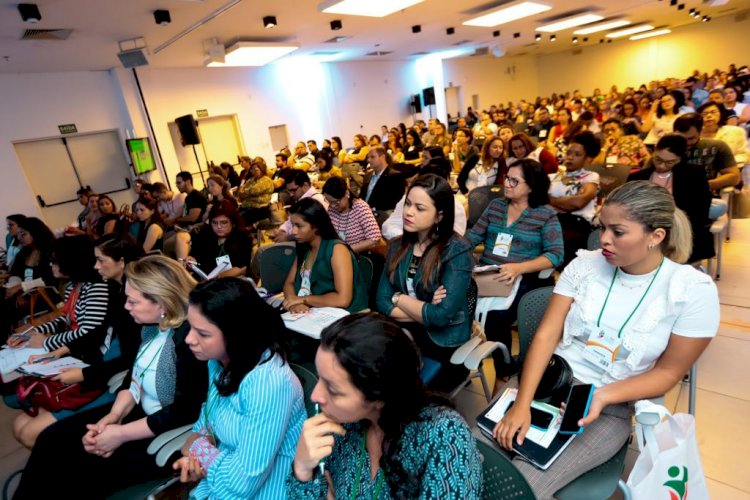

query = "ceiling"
[{"left": 0, "top": 0, "right": 748, "bottom": 73}]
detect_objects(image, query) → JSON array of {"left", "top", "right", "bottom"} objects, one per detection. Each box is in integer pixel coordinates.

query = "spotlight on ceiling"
[
  {"left": 678, "top": 3, "right": 685, "bottom": 10},
  {"left": 412, "top": 25, "right": 421, "bottom": 33},
  {"left": 263, "top": 15, "right": 277, "bottom": 28},
  {"left": 446, "top": 27, "right": 455, "bottom": 35},
  {"left": 493, "top": 30, "right": 501, "bottom": 37},
  {"left": 550, "top": 34, "right": 556, "bottom": 41},
  {"left": 18, "top": 3, "right": 41, "bottom": 23},
  {"left": 154, "top": 10, "right": 171, "bottom": 26},
  {"left": 572, "top": 37, "right": 578, "bottom": 44},
  {"left": 513, "top": 32, "right": 521, "bottom": 38},
  {"left": 583, "top": 37, "right": 588, "bottom": 42},
  {"left": 330, "top": 19, "right": 343, "bottom": 30},
  {"left": 535, "top": 33, "right": 542, "bottom": 41}
]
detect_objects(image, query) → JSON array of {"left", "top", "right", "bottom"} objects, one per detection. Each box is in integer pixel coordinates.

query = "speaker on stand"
[{"left": 174, "top": 114, "right": 206, "bottom": 185}]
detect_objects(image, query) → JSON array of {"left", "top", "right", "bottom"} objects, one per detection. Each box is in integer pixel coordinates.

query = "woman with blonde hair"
[
  {"left": 493, "top": 181, "right": 718, "bottom": 498},
  {"left": 15, "top": 255, "right": 208, "bottom": 498}
]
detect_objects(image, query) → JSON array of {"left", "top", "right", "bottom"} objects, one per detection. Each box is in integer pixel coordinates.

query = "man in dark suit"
[{"left": 360, "top": 146, "right": 406, "bottom": 225}]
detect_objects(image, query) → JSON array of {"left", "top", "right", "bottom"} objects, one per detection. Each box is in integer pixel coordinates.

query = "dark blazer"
[
  {"left": 360, "top": 167, "right": 405, "bottom": 213},
  {"left": 628, "top": 163, "right": 714, "bottom": 262}
]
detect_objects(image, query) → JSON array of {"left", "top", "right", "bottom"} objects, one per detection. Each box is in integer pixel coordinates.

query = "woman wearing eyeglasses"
[
  {"left": 628, "top": 134, "right": 714, "bottom": 263},
  {"left": 321, "top": 177, "right": 382, "bottom": 254},
  {"left": 696, "top": 102, "right": 750, "bottom": 168},
  {"left": 466, "top": 160, "right": 564, "bottom": 391}
]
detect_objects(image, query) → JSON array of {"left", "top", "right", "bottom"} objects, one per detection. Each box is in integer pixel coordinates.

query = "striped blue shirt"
[{"left": 190, "top": 354, "right": 306, "bottom": 499}]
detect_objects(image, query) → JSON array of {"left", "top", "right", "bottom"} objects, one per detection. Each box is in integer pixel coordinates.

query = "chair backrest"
[
  {"left": 467, "top": 185, "right": 505, "bottom": 229},
  {"left": 516, "top": 286, "right": 555, "bottom": 366},
  {"left": 290, "top": 363, "right": 319, "bottom": 417},
  {"left": 475, "top": 438, "right": 536, "bottom": 498},
  {"left": 586, "top": 163, "right": 631, "bottom": 197},
  {"left": 587, "top": 227, "right": 601, "bottom": 250},
  {"left": 258, "top": 242, "right": 296, "bottom": 294},
  {"left": 357, "top": 255, "right": 374, "bottom": 291}
]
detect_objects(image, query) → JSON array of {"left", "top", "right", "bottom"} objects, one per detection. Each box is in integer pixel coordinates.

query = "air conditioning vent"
[
  {"left": 21, "top": 29, "right": 73, "bottom": 41},
  {"left": 473, "top": 47, "right": 489, "bottom": 56},
  {"left": 451, "top": 40, "right": 471, "bottom": 46},
  {"left": 409, "top": 51, "right": 429, "bottom": 56},
  {"left": 311, "top": 51, "right": 341, "bottom": 56},
  {"left": 365, "top": 51, "right": 392, "bottom": 56}
]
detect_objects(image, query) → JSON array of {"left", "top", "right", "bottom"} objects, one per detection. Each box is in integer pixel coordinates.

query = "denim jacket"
[{"left": 377, "top": 235, "right": 473, "bottom": 347}]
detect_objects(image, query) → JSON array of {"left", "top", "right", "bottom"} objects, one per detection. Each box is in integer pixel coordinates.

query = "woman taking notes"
[
  {"left": 494, "top": 181, "right": 719, "bottom": 498},
  {"left": 287, "top": 313, "right": 482, "bottom": 498},
  {"left": 174, "top": 278, "right": 306, "bottom": 499}
]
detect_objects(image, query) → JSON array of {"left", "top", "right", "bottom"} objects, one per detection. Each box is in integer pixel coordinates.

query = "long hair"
[
  {"left": 189, "top": 278, "right": 287, "bottom": 396},
  {"left": 508, "top": 133, "right": 535, "bottom": 159},
  {"left": 97, "top": 234, "right": 144, "bottom": 266},
  {"left": 52, "top": 234, "right": 100, "bottom": 283},
  {"left": 125, "top": 255, "right": 196, "bottom": 329},
  {"left": 604, "top": 181, "right": 692, "bottom": 263},
  {"left": 387, "top": 174, "right": 455, "bottom": 288},
  {"left": 207, "top": 174, "right": 235, "bottom": 202},
  {"left": 17, "top": 217, "right": 55, "bottom": 253},
  {"left": 320, "top": 313, "right": 450, "bottom": 497},
  {"left": 6, "top": 214, "right": 26, "bottom": 245}
]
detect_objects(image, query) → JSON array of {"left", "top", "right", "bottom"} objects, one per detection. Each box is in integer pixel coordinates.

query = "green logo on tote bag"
[{"left": 664, "top": 465, "right": 688, "bottom": 500}]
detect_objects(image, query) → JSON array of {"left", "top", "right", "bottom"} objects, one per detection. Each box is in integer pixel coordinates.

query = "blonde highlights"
[
  {"left": 124, "top": 255, "right": 196, "bottom": 329},
  {"left": 604, "top": 181, "right": 693, "bottom": 263}
]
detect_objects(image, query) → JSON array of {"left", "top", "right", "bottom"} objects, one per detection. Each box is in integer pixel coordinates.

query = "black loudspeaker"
[
  {"left": 422, "top": 87, "right": 436, "bottom": 106},
  {"left": 410, "top": 94, "right": 422, "bottom": 113},
  {"left": 175, "top": 114, "right": 200, "bottom": 145}
]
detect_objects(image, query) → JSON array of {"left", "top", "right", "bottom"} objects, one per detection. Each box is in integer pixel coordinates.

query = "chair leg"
[
  {"left": 618, "top": 479, "right": 632, "bottom": 500},
  {"left": 705, "top": 257, "right": 714, "bottom": 279},
  {"left": 716, "top": 230, "right": 723, "bottom": 280},
  {"left": 478, "top": 364, "right": 492, "bottom": 403},
  {"left": 688, "top": 364, "right": 697, "bottom": 416}
]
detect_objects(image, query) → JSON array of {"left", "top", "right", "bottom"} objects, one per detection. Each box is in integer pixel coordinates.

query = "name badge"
[
  {"left": 582, "top": 323, "right": 621, "bottom": 370},
  {"left": 215, "top": 255, "right": 231, "bottom": 268},
  {"left": 539, "top": 129, "right": 548, "bottom": 139},
  {"left": 492, "top": 233, "right": 513, "bottom": 258},
  {"left": 606, "top": 155, "right": 619, "bottom": 164},
  {"left": 129, "top": 373, "right": 142, "bottom": 404},
  {"left": 338, "top": 230, "right": 347, "bottom": 241},
  {"left": 24, "top": 268, "right": 34, "bottom": 281}
]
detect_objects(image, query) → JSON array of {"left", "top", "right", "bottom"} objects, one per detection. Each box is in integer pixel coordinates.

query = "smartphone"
[
  {"left": 558, "top": 384, "right": 595, "bottom": 435},
  {"left": 506, "top": 401, "right": 554, "bottom": 430}
]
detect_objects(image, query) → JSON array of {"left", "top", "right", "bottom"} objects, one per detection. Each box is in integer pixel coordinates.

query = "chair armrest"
[
  {"left": 465, "top": 341, "right": 507, "bottom": 371},
  {"left": 450, "top": 337, "right": 483, "bottom": 365},
  {"left": 155, "top": 430, "right": 193, "bottom": 467},
  {"left": 635, "top": 411, "right": 661, "bottom": 427},
  {"left": 147, "top": 424, "right": 193, "bottom": 455},
  {"left": 107, "top": 370, "right": 128, "bottom": 394},
  {"left": 538, "top": 268, "right": 553, "bottom": 279}
]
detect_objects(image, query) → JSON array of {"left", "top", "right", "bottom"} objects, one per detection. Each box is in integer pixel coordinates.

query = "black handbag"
[{"left": 519, "top": 354, "right": 573, "bottom": 407}]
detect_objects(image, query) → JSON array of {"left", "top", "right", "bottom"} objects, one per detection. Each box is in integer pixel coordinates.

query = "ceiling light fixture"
[
  {"left": 18, "top": 3, "right": 41, "bottom": 23},
  {"left": 154, "top": 10, "right": 171, "bottom": 26},
  {"left": 606, "top": 24, "right": 654, "bottom": 38},
  {"left": 535, "top": 33, "right": 542, "bottom": 41},
  {"left": 536, "top": 13, "right": 603, "bottom": 32},
  {"left": 446, "top": 27, "right": 455, "bottom": 35},
  {"left": 319, "top": 0, "right": 424, "bottom": 18},
  {"left": 412, "top": 25, "right": 421, "bottom": 33},
  {"left": 207, "top": 42, "right": 298, "bottom": 67},
  {"left": 550, "top": 34, "right": 556, "bottom": 41},
  {"left": 463, "top": 1, "right": 552, "bottom": 28},
  {"left": 513, "top": 32, "right": 521, "bottom": 38},
  {"left": 330, "top": 19, "right": 343, "bottom": 30},
  {"left": 262, "top": 15, "right": 277, "bottom": 28},
  {"left": 573, "top": 19, "right": 630, "bottom": 35},
  {"left": 572, "top": 36, "right": 578, "bottom": 43},
  {"left": 629, "top": 28, "right": 671, "bottom": 40},
  {"left": 493, "top": 30, "right": 501, "bottom": 37}
]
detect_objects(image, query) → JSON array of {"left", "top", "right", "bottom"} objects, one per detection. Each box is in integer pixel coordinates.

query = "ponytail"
[{"left": 663, "top": 208, "right": 692, "bottom": 263}]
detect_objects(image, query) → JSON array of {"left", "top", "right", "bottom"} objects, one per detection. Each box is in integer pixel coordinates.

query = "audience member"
[
  {"left": 312, "top": 149, "right": 342, "bottom": 188},
  {"left": 643, "top": 90, "right": 684, "bottom": 147},
  {"left": 94, "top": 195, "right": 120, "bottom": 238},
  {"left": 219, "top": 162, "right": 240, "bottom": 188},
  {"left": 594, "top": 118, "right": 650, "bottom": 169},
  {"left": 330, "top": 136, "right": 347, "bottom": 168},
  {"left": 237, "top": 157, "right": 275, "bottom": 226},
  {"left": 289, "top": 142, "right": 315, "bottom": 172},
  {"left": 342, "top": 134, "right": 370, "bottom": 194},
  {"left": 507, "top": 133, "right": 559, "bottom": 174},
  {"left": 697, "top": 102, "right": 749, "bottom": 167},
  {"left": 403, "top": 129, "right": 424, "bottom": 166},
  {"left": 273, "top": 171, "right": 328, "bottom": 243},
  {"left": 75, "top": 187, "right": 93, "bottom": 231},
  {"left": 154, "top": 182, "right": 186, "bottom": 228},
  {"left": 4, "top": 214, "right": 26, "bottom": 269},
  {"left": 288, "top": 313, "right": 481, "bottom": 498},
  {"left": 237, "top": 155, "right": 252, "bottom": 185},
  {"left": 457, "top": 137, "right": 506, "bottom": 195},
  {"left": 322, "top": 177, "right": 382, "bottom": 254},
  {"left": 451, "top": 127, "right": 478, "bottom": 173},
  {"left": 175, "top": 172, "right": 208, "bottom": 227},
  {"left": 360, "top": 147, "right": 406, "bottom": 224},
  {"left": 130, "top": 197, "right": 165, "bottom": 253}
]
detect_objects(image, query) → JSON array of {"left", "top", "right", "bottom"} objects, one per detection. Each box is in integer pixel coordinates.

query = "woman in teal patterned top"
[{"left": 287, "top": 313, "right": 482, "bottom": 498}]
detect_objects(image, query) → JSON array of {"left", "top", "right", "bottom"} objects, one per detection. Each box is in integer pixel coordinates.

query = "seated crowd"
[{"left": 0, "top": 64, "right": 743, "bottom": 498}]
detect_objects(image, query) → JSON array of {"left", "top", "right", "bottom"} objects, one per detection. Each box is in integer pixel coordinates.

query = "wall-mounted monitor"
[{"left": 126, "top": 138, "right": 157, "bottom": 175}]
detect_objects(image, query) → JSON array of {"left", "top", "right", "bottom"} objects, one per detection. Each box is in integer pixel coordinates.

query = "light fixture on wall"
[
  {"left": 206, "top": 41, "right": 299, "bottom": 67},
  {"left": 18, "top": 3, "right": 41, "bottom": 23},
  {"left": 319, "top": 0, "right": 424, "bottom": 18},
  {"left": 606, "top": 24, "right": 654, "bottom": 38},
  {"left": 536, "top": 13, "right": 603, "bottom": 32},
  {"left": 574, "top": 19, "right": 630, "bottom": 35},
  {"left": 463, "top": 1, "right": 552, "bottom": 27},
  {"left": 263, "top": 16, "right": 277, "bottom": 28},
  {"left": 629, "top": 28, "right": 671, "bottom": 40},
  {"left": 330, "top": 19, "right": 343, "bottom": 30}
]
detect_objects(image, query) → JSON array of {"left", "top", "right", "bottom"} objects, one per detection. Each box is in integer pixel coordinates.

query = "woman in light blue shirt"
[{"left": 174, "top": 278, "right": 306, "bottom": 499}]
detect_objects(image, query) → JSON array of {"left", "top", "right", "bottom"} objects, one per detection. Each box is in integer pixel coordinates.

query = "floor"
[{"left": 0, "top": 221, "right": 749, "bottom": 498}]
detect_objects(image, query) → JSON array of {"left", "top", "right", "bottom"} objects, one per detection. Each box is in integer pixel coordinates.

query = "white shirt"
[
  {"left": 553, "top": 250, "right": 719, "bottom": 387},
  {"left": 548, "top": 169, "right": 599, "bottom": 222},
  {"left": 382, "top": 194, "right": 466, "bottom": 240},
  {"left": 465, "top": 160, "right": 499, "bottom": 193},
  {"left": 158, "top": 192, "right": 186, "bottom": 219},
  {"left": 135, "top": 329, "right": 170, "bottom": 415}
]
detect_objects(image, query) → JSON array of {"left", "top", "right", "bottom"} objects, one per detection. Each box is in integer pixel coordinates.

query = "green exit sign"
[{"left": 58, "top": 124, "right": 77, "bottom": 134}]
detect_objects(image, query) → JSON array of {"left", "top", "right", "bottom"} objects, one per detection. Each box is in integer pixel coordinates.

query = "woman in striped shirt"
[
  {"left": 321, "top": 177, "right": 382, "bottom": 254},
  {"left": 174, "top": 278, "right": 306, "bottom": 499},
  {"left": 466, "top": 159, "right": 563, "bottom": 392}
]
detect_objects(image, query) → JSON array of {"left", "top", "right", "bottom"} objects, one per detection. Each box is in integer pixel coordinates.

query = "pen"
[
  {"left": 32, "top": 355, "right": 56, "bottom": 364},
  {"left": 315, "top": 403, "right": 326, "bottom": 476}
]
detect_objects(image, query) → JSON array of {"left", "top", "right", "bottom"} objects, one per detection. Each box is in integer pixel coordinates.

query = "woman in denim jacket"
[{"left": 376, "top": 174, "right": 473, "bottom": 390}]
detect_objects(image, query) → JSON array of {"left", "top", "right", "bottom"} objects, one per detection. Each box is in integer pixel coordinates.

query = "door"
[{"left": 268, "top": 124, "right": 289, "bottom": 153}]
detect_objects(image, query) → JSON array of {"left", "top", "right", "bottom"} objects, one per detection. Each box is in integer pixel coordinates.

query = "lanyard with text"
[
  {"left": 128, "top": 335, "right": 166, "bottom": 405},
  {"left": 584, "top": 258, "right": 664, "bottom": 370},
  {"left": 352, "top": 427, "right": 385, "bottom": 500}
]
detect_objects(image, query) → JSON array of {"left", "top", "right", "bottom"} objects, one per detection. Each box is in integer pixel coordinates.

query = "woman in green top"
[{"left": 282, "top": 198, "right": 367, "bottom": 313}]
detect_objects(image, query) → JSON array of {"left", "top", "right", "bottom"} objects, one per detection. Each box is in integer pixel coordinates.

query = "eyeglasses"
[
  {"left": 504, "top": 176, "right": 525, "bottom": 188},
  {"left": 652, "top": 156, "right": 680, "bottom": 167},
  {"left": 700, "top": 109, "right": 720, "bottom": 117},
  {"left": 211, "top": 219, "right": 231, "bottom": 227}
]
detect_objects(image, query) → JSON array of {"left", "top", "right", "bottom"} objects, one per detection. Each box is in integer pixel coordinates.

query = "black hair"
[
  {"left": 52, "top": 234, "right": 100, "bottom": 283},
  {"left": 176, "top": 171, "right": 193, "bottom": 184},
  {"left": 655, "top": 134, "right": 688, "bottom": 159},
  {"left": 320, "top": 312, "right": 450, "bottom": 498},
  {"left": 6, "top": 213, "right": 26, "bottom": 244},
  {"left": 315, "top": 149, "right": 334, "bottom": 173},
  {"left": 288, "top": 197, "right": 339, "bottom": 241},
  {"left": 76, "top": 186, "right": 93, "bottom": 197},
  {"left": 207, "top": 203, "right": 242, "bottom": 231},
  {"left": 287, "top": 171, "right": 311, "bottom": 188},
  {"left": 569, "top": 131, "right": 601, "bottom": 158},
  {"left": 424, "top": 146, "right": 444, "bottom": 159},
  {"left": 97, "top": 233, "right": 144, "bottom": 265},
  {"left": 656, "top": 90, "right": 685, "bottom": 118},
  {"left": 189, "top": 278, "right": 287, "bottom": 396},
  {"left": 510, "top": 159, "right": 551, "bottom": 208},
  {"left": 422, "top": 157, "right": 451, "bottom": 180},
  {"left": 673, "top": 113, "right": 703, "bottom": 133},
  {"left": 321, "top": 176, "right": 350, "bottom": 200},
  {"left": 17, "top": 217, "right": 55, "bottom": 253},
  {"left": 602, "top": 117, "right": 623, "bottom": 129},
  {"left": 696, "top": 101, "right": 729, "bottom": 127},
  {"left": 406, "top": 129, "right": 423, "bottom": 147}
]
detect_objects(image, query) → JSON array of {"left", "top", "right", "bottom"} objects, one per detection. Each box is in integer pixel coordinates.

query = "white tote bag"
[{"left": 626, "top": 401, "right": 709, "bottom": 500}]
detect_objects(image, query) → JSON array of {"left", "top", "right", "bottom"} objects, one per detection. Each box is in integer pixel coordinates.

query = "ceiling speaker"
[{"left": 117, "top": 48, "right": 149, "bottom": 68}]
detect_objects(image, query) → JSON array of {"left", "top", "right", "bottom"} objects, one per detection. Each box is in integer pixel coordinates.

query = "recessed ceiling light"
[
  {"left": 573, "top": 19, "right": 630, "bottom": 35},
  {"left": 629, "top": 28, "right": 671, "bottom": 40},
  {"left": 463, "top": 1, "right": 552, "bottom": 28},
  {"left": 262, "top": 15, "right": 277, "bottom": 28},
  {"left": 606, "top": 24, "right": 654, "bottom": 38},
  {"left": 536, "top": 13, "right": 603, "bottom": 33},
  {"left": 319, "top": 0, "right": 424, "bottom": 18},
  {"left": 207, "top": 42, "right": 299, "bottom": 67}
]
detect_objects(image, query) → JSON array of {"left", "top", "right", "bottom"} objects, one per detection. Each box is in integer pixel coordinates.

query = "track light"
[
  {"left": 412, "top": 25, "right": 421, "bottom": 33},
  {"left": 263, "top": 15, "right": 277, "bottom": 28},
  {"left": 535, "top": 33, "right": 542, "bottom": 41},
  {"left": 550, "top": 34, "right": 556, "bottom": 41},
  {"left": 18, "top": 3, "right": 41, "bottom": 23},
  {"left": 583, "top": 37, "right": 588, "bottom": 42},
  {"left": 446, "top": 27, "right": 455, "bottom": 35},
  {"left": 513, "top": 32, "right": 521, "bottom": 38},
  {"left": 154, "top": 10, "right": 171, "bottom": 26},
  {"left": 572, "top": 37, "right": 578, "bottom": 44},
  {"left": 330, "top": 19, "right": 342, "bottom": 30},
  {"left": 678, "top": 3, "right": 685, "bottom": 10},
  {"left": 493, "top": 30, "right": 501, "bottom": 37}
]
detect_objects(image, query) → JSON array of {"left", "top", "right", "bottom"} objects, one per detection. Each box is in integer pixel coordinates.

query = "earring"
[
  {"left": 160, "top": 311, "right": 166, "bottom": 319},
  {"left": 648, "top": 243, "right": 654, "bottom": 250}
]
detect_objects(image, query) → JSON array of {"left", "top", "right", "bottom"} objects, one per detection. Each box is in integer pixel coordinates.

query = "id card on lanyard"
[
  {"left": 492, "top": 233, "right": 513, "bottom": 258},
  {"left": 129, "top": 336, "right": 165, "bottom": 404},
  {"left": 583, "top": 259, "right": 664, "bottom": 370}
]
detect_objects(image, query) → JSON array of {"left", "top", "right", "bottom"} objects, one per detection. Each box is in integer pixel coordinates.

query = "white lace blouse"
[{"left": 553, "top": 250, "right": 719, "bottom": 387}]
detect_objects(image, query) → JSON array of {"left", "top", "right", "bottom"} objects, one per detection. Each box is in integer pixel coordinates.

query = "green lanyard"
[
  {"left": 596, "top": 258, "right": 664, "bottom": 338},
  {"left": 351, "top": 428, "right": 385, "bottom": 500},
  {"left": 202, "top": 382, "right": 220, "bottom": 441},
  {"left": 134, "top": 334, "right": 166, "bottom": 381},
  {"left": 217, "top": 242, "right": 226, "bottom": 257}
]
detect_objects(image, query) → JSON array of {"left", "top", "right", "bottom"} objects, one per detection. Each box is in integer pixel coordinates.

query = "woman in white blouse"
[
  {"left": 457, "top": 137, "right": 507, "bottom": 195},
  {"left": 494, "top": 180, "right": 719, "bottom": 498}
]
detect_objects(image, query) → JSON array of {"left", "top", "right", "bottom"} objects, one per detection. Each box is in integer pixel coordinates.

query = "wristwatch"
[{"left": 391, "top": 292, "right": 402, "bottom": 306}]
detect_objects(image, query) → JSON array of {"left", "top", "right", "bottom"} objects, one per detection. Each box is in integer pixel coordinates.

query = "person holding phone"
[{"left": 493, "top": 181, "right": 719, "bottom": 498}]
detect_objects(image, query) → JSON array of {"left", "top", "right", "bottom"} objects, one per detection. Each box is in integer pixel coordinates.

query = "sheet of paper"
[
  {"left": 18, "top": 356, "right": 89, "bottom": 377},
  {"left": 0, "top": 346, "right": 47, "bottom": 375},
  {"left": 282, "top": 307, "right": 350, "bottom": 339}
]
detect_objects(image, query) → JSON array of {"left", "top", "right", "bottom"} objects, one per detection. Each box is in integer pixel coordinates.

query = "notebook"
[
  {"left": 17, "top": 356, "right": 89, "bottom": 377},
  {"left": 476, "top": 387, "right": 576, "bottom": 470},
  {"left": 282, "top": 307, "right": 350, "bottom": 339}
]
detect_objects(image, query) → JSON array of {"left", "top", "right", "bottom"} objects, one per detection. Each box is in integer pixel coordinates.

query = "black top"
[
  {"left": 360, "top": 167, "right": 406, "bottom": 213},
  {"left": 10, "top": 246, "right": 57, "bottom": 288},
  {"left": 95, "top": 214, "right": 120, "bottom": 238},
  {"left": 184, "top": 190, "right": 208, "bottom": 223},
  {"left": 133, "top": 219, "right": 165, "bottom": 252},
  {"left": 190, "top": 226, "right": 253, "bottom": 275},
  {"left": 403, "top": 145, "right": 423, "bottom": 161}
]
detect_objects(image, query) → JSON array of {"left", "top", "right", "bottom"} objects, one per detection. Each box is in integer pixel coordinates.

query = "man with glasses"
[
  {"left": 273, "top": 171, "right": 327, "bottom": 242},
  {"left": 594, "top": 118, "right": 650, "bottom": 169},
  {"left": 288, "top": 142, "right": 315, "bottom": 172}
]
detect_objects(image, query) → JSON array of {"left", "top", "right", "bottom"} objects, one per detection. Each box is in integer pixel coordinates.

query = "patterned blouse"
[
  {"left": 327, "top": 198, "right": 382, "bottom": 247},
  {"left": 286, "top": 405, "right": 482, "bottom": 499},
  {"left": 548, "top": 169, "right": 600, "bottom": 222},
  {"left": 602, "top": 135, "right": 650, "bottom": 168}
]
